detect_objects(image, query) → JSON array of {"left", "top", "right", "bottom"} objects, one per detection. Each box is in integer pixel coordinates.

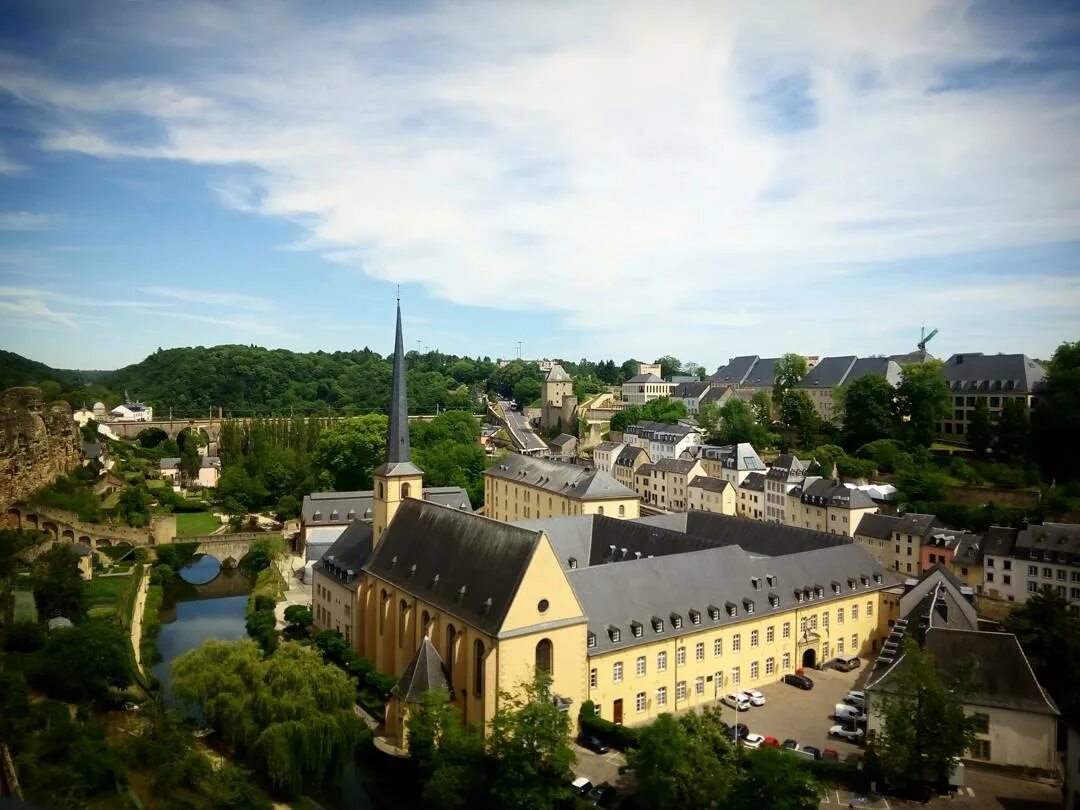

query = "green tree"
[
  {"left": 512, "top": 376, "right": 541, "bottom": 405},
  {"left": 0, "top": 528, "right": 40, "bottom": 626},
  {"left": 895, "top": 361, "right": 950, "bottom": 449},
  {"left": 118, "top": 484, "right": 151, "bottom": 527},
  {"left": 967, "top": 398, "right": 992, "bottom": 458},
  {"left": 1032, "top": 341, "right": 1080, "bottom": 481},
  {"left": 772, "top": 353, "right": 808, "bottom": 404},
  {"left": 711, "top": 399, "right": 778, "bottom": 448},
  {"left": 283, "top": 605, "right": 313, "bottom": 639},
  {"left": 31, "top": 544, "right": 86, "bottom": 621},
  {"left": 896, "top": 465, "right": 950, "bottom": 503},
  {"left": 314, "top": 414, "right": 388, "bottom": 491},
  {"left": 172, "top": 639, "right": 367, "bottom": 796},
  {"left": 736, "top": 748, "right": 822, "bottom": 810},
  {"left": 749, "top": 390, "right": 773, "bottom": 426},
  {"left": 79, "top": 418, "right": 99, "bottom": 442},
  {"left": 780, "top": 390, "right": 819, "bottom": 447},
  {"left": 874, "top": 637, "right": 975, "bottom": 797},
  {"left": 137, "top": 426, "right": 169, "bottom": 448},
  {"left": 180, "top": 436, "right": 202, "bottom": 481},
  {"left": 488, "top": 669, "right": 575, "bottom": 810},
  {"left": 840, "top": 374, "right": 898, "bottom": 450},
  {"left": 655, "top": 355, "right": 683, "bottom": 379},
  {"left": 995, "top": 398, "right": 1030, "bottom": 462},
  {"left": 1005, "top": 587, "right": 1080, "bottom": 725},
  {"left": 34, "top": 619, "right": 133, "bottom": 703}
]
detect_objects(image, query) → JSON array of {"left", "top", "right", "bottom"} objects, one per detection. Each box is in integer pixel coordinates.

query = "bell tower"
[{"left": 372, "top": 298, "right": 424, "bottom": 545}]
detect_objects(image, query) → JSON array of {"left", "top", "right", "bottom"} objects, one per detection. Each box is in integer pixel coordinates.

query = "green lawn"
[
  {"left": 86, "top": 575, "right": 130, "bottom": 619},
  {"left": 176, "top": 512, "right": 221, "bottom": 537},
  {"left": 14, "top": 588, "right": 36, "bottom": 623}
]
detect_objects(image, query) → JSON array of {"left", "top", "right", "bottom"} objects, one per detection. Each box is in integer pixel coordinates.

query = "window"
[
  {"left": 535, "top": 638, "right": 553, "bottom": 674},
  {"left": 731, "top": 666, "right": 740, "bottom": 686},
  {"left": 782, "top": 652, "right": 791, "bottom": 670},
  {"left": 732, "top": 633, "right": 741, "bottom": 652},
  {"left": 676, "top": 681, "right": 687, "bottom": 702},
  {"left": 590, "top": 668, "right": 597, "bottom": 688},
  {"left": 765, "top": 657, "right": 775, "bottom": 675},
  {"left": 850, "top": 634, "right": 858, "bottom": 650},
  {"left": 1059, "top": 569, "right": 1068, "bottom": 581},
  {"left": 445, "top": 624, "right": 457, "bottom": 681},
  {"left": 1028, "top": 581, "right": 1038, "bottom": 593},
  {"left": 676, "top": 646, "right": 686, "bottom": 666},
  {"left": 750, "top": 630, "right": 759, "bottom": 647},
  {"left": 619, "top": 505, "right": 625, "bottom": 517},
  {"left": 766, "top": 625, "right": 774, "bottom": 643},
  {"left": 613, "top": 661, "right": 623, "bottom": 683},
  {"left": 695, "top": 676, "right": 705, "bottom": 695},
  {"left": 636, "top": 692, "right": 646, "bottom": 712},
  {"left": 713, "top": 638, "right": 723, "bottom": 657},
  {"left": 657, "top": 686, "right": 668, "bottom": 706},
  {"left": 636, "top": 656, "right": 646, "bottom": 677},
  {"left": 782, "top": 622, "right": 791, "bottom": 639},
  {"left": 657, "top": 650, "right": 667, "bottom": 671},
  {"left": 611, "top": 627, "right": 621, "bottom": 642},
  {"left": 1005, "top": 559, "right": 1013, "bottom": 571},
  {"left": 837, "top": 607, "right": 845, "bottom": 624},
  {"left": 971, "top": 713, "right": 990, "bottom": 733},
  {"left": 852, "top": 604, "right": 859, "bottom": 620},
  {"left": 866, "top": 601, "right": 873, "bottom": 616},
  {"left": 837, "top": 637, "right": 845, "bottom": 653},
  {"left": 474, "top": 640, "right": 486, "bottom": 697},
  {"left": 1004, "top": 575, "right": 1012, "bottom": 585},
  {"left": 1043, "top": 567, "right": 1053, "bottom": 579},
  {"left": 695, "top": 641, "right": 705, "bottom": 661},
  {"left": 750, "top": 661, "right": 759, "bottom": 679},
  {"left": 970, "top": 739, "right": 991, "bottom": 760},
  {"left": 1028, "top": 565, "right": 1038, "bottom": 577}
]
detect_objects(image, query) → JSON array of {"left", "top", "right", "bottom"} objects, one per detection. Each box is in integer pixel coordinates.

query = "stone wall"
[{"left": 0, "top": 387, "right": 81, "bottom": 511}]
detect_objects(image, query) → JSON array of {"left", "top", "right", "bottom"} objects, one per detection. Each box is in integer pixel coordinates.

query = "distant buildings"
[
  {"left": 159, "top": 455, "right": 222, "bottom": 489},
  {"left": 935, "top": 353, "right": 1046, "bottom": 442},
  {"left": 622, "top": 420, "right": 702, "bottom": 461},
  {"left": 109, "top": 400, "right": 153, "bottom": 422},
  {"left": 540, "top": 363, "right": 576, "bottom": 432},
  {"left": 621, "top": 362, "right": 675, "bottom": 405}
]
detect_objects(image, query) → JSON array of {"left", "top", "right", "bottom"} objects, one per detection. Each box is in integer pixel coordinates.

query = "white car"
[
  {"left": 828, "top": 725, "right": 865, "bottom": 742},
  {"left": 742, "top": 733, "right": 765, "bottom": 749},
  {"left": 834, "top": 703, "right": 867, "bottom": 723},
  {"left": 740, "top": 689, "right": 766, "bottom": 707},
  {"left": 844, "top": 690, "right": 866, "bottom": 708},
  {"left": 721, "top": 692, "right": 751, "bottom": 711}
]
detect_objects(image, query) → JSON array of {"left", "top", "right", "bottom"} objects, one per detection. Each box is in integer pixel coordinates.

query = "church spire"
[{"left": 387, "top": 299, "right": 411, "bottom": 464}]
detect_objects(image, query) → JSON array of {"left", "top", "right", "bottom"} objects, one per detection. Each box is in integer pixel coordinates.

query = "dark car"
[
  {"left": 783, "top": 673, "right": 814, "bottom": 690},
  {"left": 781, "top": 739, "right": 799, "bottom": 750},
  {"left": 579, "top": 735, "right": 610, "bottom": 754},
  {"left": 734, "top": 723, "right": 750, "bottom": 739},
  {"left": 823, "top": 656, "right": 861, "bottom": 672},
  {"left": 822, "top": 748, "right": 840, "bottom": 762},
  {"left": 587, "top": 783, "right": 617, "bottom": 807},
  {"left": 802, "top": 745, "right": 822, "bottom": 760}
]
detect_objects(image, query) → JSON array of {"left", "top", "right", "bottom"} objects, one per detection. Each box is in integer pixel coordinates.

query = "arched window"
[
  {"left": 474, "top": 639, "right": 485, "bottom": 697},
  {"left": 379, "top": 590, "right": 389, "bottom": 635},
  {"left": 421, "top": 610, "right": 431, "bottom": 637},
  {"left": 401, "top": 482, "right": 411, "bottom": 499},
  {"left": 535, "top": 638, "right": 553, "bottom": 674},
  {"left": 399, "top": 599, "right": 409, "bottom": 648},
  {"left": 597, "top": 506, "right": 604, "bottom": 515},
  {"left": 618, "top": 504, "right": 625, "bottom": 517},
  {"left": 446, "top": 625, "right": 457, "bottom": 682}
]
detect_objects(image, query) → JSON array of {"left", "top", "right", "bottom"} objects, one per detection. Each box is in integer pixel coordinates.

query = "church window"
[
  {"left": 402, "top": 482, "right": 411, "bottom": 499},
  {"left": 474, "top": 640, "right": 485, "bottom": 697},
  {"left": 398, "top": 600, "right": 409, "bottom": 648},
  {"left": 446, "top": 625, "right": 457, "bottom": 682},
  {"left": 536, "top": 638, "right": 553, "bottom": 674}
]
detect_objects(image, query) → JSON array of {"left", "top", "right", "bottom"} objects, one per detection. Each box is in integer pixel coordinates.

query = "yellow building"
[
  {"left": 784, "top": 478, "right": 878, "bottom": 537},
  {"left": 484, "top": 454, "right": 640, "bottom": 523},
  {"left": 540, "top": 364, "right": 577, "bottom": 432},
  {"left": 854, "top": 512, "right": 944, "bottom": 576},
  {"left": 687, "top": 476, "right": 736, "bottom": 515},
  {"left": 633, "top": 457, "right": 705, "bottom": 512},
  {"left": 688, "top": 443, "right": 767, "bottom": 487},
  {"left": 612, "top": 445, "right": 650, "bottom": 492},
  {"left": 737, "top": 471, "right": 765, "bottom": 520}
]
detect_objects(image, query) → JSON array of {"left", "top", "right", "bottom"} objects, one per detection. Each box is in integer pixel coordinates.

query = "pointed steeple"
[{"left": 387, "top": 300, "right": 411, "bottom": 464}]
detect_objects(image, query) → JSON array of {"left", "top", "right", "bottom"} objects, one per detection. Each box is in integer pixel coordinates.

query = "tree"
[
  {"left": 283, "top": 605, "right": 313, "bottom": 639},
  {"left": 180, "top": 436, "right": 202, "bottom": 481},
  {"left": 1005, "top": 587, "right": 1080, "bottom": 725},
  {"left": 895, "top": 361, "right": 950, "bottom": 449},
  {"left": 709, "top": 399, "right": 778, "bottom": 448},
  {"left": 1032, "top": 341, "right": 1080, "bottom": 481},
  {"left": 736, "top": 748, "right": 822, "bottom": 810},
  {"left": 79, "top": 418, "right": 99, "bottom": 442},
  {"left": 873, "top": 637, "right": 975, "bottom": 797},
  {"left": 118, "top": 484, "right": 151, "bottom": 527},
  {"left": 749, "top": 391, "right": 772, "bottom": 426},
  {"left": 137, "top": 426, "right": 169, "bottom": 448},
  {"left": 995, "top": 398, "right": 1030, "bottom": 462},
  {"left": 172, "top": 639, "right": 368, "bottom": 796},
  {"left": 967, "top": 398, "right": 992, "bottom": 458},
  {"left": 31, "top": 544, "right": 86, "bottom": 621},
  {"left": 780, "top": 390, "right": 819, "bottom": 447},
  {"left": 512, "top": 376, "right": 541, "bottom": 406},
  {"left": 772, "top": 353, "right": 808, "bottom": 404},
  {"left": 684, "top": 362, "right": 707, "bottom": 380},
  {"left": 1, "top": 528, "right": 40, "bottom": 627},
  {"left": 840, "top": 375, "right": 898, "bottom": 450},
  {"left": 487, "top": 669, "right": 575, "bottom": 810},
  {"left": 896, "top": 466, "right": 949, "bottom": 504},
  {"left": 314, "top": 414, "right": 388, "bottom": 491},
  {"left": 34, "top": 619, "right": 133, "bottom": 703},
  {"left": 405, "top": 687, "right": 489, "bottom": 809},
  {"left": 655, "top": 355, "right": 682, "bottom": 379}
]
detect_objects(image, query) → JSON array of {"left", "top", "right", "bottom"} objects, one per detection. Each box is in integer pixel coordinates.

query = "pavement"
[
  {"left": 129, "top": 563, "right": 150, "bottom": 671},
  {"left": 498, "top": 399, "right": 548, "bottom": 453},
  {"left": 274, "top": 553, "right": 311, "bottom": 629},
  {"left": 571, "top": 741, "right": 631, "bottom": 793},
  {"left": 820, "top": 766, "right": 1063, "bottom": 810}
]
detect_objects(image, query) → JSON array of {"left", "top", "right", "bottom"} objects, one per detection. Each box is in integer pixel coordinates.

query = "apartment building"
[
  {"left": 854, "top": 512, "right": 946, "bottom": 576},
  {"left": 671, "top": 381, "right": 711, "bottom": 416},
  {"left": 764, "top": 454, "right": 809, "bottom": 524},
  {"left": 795, "top": 356, "right": 901, "bottom": 423},
  {"left": 621, "top": 364, "right": 676, "bottom": 406},
  {"left": 936, "top": 353, "right": 1046, "bottom": 441},
  {"left": 612, "top": 445, "right": 650, "bottom": 492},
  {"left": 737, "top": 472, "right": 765, "bottom": 520},
  {"left": 685, "top": 443, "right": 767, "bottom": 487},
  {"left": 592, "top": 441, "right": 625, "bottom": 474},
  {"left": 785, "top": 478, "right": 878, "bottom": 537},
  {"left": 687, "top": 477, "right": 736, "bottom": 515},
  {"left": 633, "top": 457, "right": 706, "bottom": 512},
  {"left": 981, "top": 526, "right": 1022, "bottom": 603},
  {"left": 623, "top": 420, "right": 702, "bottom": 461},
  {"left": 1013, "top": 523, "right": 1080, "bottom": 610}
]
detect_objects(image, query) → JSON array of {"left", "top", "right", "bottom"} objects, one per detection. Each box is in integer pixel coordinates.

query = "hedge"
[{"left": 579, "top": 700, "right": 640, "bottom": 750}]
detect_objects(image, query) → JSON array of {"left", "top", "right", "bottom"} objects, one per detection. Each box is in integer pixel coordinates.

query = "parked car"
[
  {"left": 734, "top": 723, "right": 750, "bottom": 740},
  {"left": 781, "top": 739, "right": 800, "bottom": 750},
  {"left": 740, "top": 689, "right": 766, "bottom": 707},
  {"left": 742, "top": 733, "right": 765, "bottom": 749},
  {"left": 828, "top": 725, "right": 865, "bottom": 742},
  {"left": 821, "top": 748, "right": 840, "bottom": 762},
  {"left": 844, "top": 690, "right": 866, "bottom": 708},
  {"left": 587, "top": 783, "right": 617, "bottom": 807},
  {"left": 722, "top": 692, "right": 751, "bottom": 711},
  {"left": 802, "top": 745, "right": 822, "bottom": 760},
  {"left": 834, "top": 703, "right": 868, "bottom": 723},
  {"left": 783, "top": 673, "right": 814, "bottom": 690},
  {"left": 579, "top": 735, "right": 609, "bottom": 754},
  {"left": 571, "top": 777, "right": 594, "bottom": 796},
  {"left": 824, "top": 656, "right": 861, "bottom": 672},
  {"left": 762, "top": 736, "right": 781, "bottom": 749}
]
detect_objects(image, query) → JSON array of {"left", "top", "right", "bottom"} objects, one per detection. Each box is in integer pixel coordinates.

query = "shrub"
[
  {"left": 4, "top": 621, "right": 46, "bottom": 653},
  {"left": 579, "top": 700, "right": 640, "bottom": 750}
]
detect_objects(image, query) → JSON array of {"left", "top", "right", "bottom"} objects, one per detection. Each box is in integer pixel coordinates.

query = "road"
[{"left": 498, "top": 400, "right": 548, "bottom": 454}]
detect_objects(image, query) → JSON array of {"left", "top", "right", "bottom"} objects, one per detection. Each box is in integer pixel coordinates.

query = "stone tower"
[
  {"left": 540, "top": 363, "right": 575, "bottom": 431},
  {"left": 372, "top": 301, "right": 424, "bottom": 546}
]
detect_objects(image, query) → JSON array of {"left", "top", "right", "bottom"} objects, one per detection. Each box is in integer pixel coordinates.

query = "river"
[{"left": 151, "top": 554, "right": 408, "bottom": 809}]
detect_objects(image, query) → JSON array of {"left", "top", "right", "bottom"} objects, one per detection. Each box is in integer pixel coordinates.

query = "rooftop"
[
  {"left": 688, "top": 475, "right": 732, "bottom": 494},
  {"left": 302, "top": 486, "right": 473, "bottom": 524},
  {"left": 485, "top": 454, "right": 638, "bottom": 501},
  {"left": 941, "top": 353, "right": 1046, "bottom": 393}
]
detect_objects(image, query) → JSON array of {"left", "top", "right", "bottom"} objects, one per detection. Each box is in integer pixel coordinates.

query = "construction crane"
[{"left": 918, "top": 326, "right": 939, "bottom": 354}]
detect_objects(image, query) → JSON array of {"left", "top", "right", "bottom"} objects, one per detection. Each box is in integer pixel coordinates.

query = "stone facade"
[{"left": 0, "top": 387, "right": 81, "bottom": 511}]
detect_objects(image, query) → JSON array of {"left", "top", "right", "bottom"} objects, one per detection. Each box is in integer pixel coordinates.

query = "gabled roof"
[
  {"left": 691, "top": 443, "right": 766, "bottom": 471},
  {"left": 318, "top": 519, "right": 375, "bottom": 591},
  {"left": 594, "top": 441, "right": 624, "bottom": 454},
  {"left": 302, "top": 487, "right": 473, "bottom": 524},
  {"left": 485, "top": 455, "right": 638, "bottom": 501},
  {"left": 635, "top": 510, "right": 857, "bottom": 556},
  {"left": 391, "top": 636, "right": 452, "bottom": 703},
  {"left": 743, "top": 357, "right": 780, "bottom": 387},
  {"left": 688, "top": 476, "right": 731, "bottom": 494},
  {"left": 942, "top": 353, "right": 1046, "bottom": 393},
  {"left": 1015, "top": 522, "right": 1080, "bottom": 556},
  {"left": 652, "top": 457, "right": 702, "bottom": 475},
  {"left": 982, "top": 525, "right": 1019, "bottom": 557},
  {"left": 367, "top": 499, "right": 546, "bottom": 636},
  {"left": 550, "top": 433, "right": 577, "bottom": 449},
  {"left": 614, "top": 445, "right": 649, "bottom": 467},
  {"left": 766, "top": 454, "right": 807, "bottom": 481},
  {"left": 625, "top": 373, "right": 666, "bottom": 384},
  {"left": 899, "top": 565, "right": 979, "bottom": 631},
  {"left": 545, "top": 364, "right": 571, "bottom": 382},
  {"left": 798, "top": 356, "right": 857, "bottom": 389},
  {"left": 855, "top": 512, "right": 899, "bottom": 540},
  {"left": 710, "top": 355, "right": 758, "bottom": 384},
  {"left": 739, "top": 471, "right": 765, "bottom": 492},
  {"left": 846, "top": 357, "right": 902, "bottom": 387},
  {"left": 700, "top": 385, "right": 733, "bottom": 404},
  {"left": 672, "top": 381, "right": 711, "bottom": 399},
  {"left": 625, "top": 421, "right": 700, "bottom": 439},
  {"left": 796, "top": 478, "right": 876, "bottom": 509}
]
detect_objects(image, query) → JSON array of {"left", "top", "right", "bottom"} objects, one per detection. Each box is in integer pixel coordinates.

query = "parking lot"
[{"left": 725, "top": 662, "right": 870, "bottom": 756}]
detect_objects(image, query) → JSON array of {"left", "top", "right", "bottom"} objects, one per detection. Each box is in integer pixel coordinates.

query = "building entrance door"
[{"left": 613, "top": 699, "right": 623, "bottom": 725}]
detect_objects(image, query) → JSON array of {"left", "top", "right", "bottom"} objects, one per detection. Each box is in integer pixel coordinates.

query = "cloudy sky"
[{"left": 1, "top": 0, "right": 1078, "bottom": 371}]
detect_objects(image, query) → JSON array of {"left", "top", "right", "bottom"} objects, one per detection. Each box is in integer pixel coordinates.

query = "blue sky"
[{"left": 1, "top": 1, "right": 1078, "bottom": 371}]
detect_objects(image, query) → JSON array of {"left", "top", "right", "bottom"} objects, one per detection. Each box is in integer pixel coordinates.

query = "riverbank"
[{"left": 129, "top": 563, "right": 150, "bottom": 671}]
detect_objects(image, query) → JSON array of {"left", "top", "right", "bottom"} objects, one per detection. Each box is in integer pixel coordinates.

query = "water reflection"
[{"left": 178, "top": 553, "right": 222, "bottom": 585}]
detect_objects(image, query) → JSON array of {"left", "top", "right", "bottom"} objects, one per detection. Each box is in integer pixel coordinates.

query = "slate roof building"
[
  {"left": 621, "top": 365, "right": 676, "bottom": 405},
  {"left": 764, "top": 453, "right": 810, "bottom": 524},
  {"left": 937, "top": 353, "right": 1046, "bottom": 442},
  {"left": 795, "top": 355, "right": 902, "bottom": 422},
  {"left": 622, "top": 420, "right": 702, "bottom": 460},
  {"left": 684, "top": 442, "right": 766, "bottom": 487},
  {"left": 785, "top": 478, "right": 879, "bottom": 538},
  {"left": 687, "top": 476, "right": 736, "bottom": 515},
  {"left": 736, "top": 471, "right": 766, "bottom": 520}
]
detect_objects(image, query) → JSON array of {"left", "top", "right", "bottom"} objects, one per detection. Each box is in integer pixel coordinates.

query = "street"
[{"left": 498, "top": 399, "right": 548, "bottom": 453}]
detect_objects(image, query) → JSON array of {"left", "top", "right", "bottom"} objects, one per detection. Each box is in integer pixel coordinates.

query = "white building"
[
  {"left": 109, "top": 401, "right": 153, "bottom": 422},
  {"left": 592, "top": 441, "right": 626, "bottom": 474},
  {"left": 764, "top": 454, "right": 809, "bottom": 525},
  {"left": 622, "top": 421, "right": 701, "bottom": 461}
]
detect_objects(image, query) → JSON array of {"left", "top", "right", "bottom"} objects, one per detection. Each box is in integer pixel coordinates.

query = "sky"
[{"left": 1, "top": 0, "right": 1078, "bottom": 372}]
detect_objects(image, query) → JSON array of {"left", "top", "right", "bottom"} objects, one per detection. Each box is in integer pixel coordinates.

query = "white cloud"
[
  {"left": 0, "top": 211, "right": 57, "bottom": 231},
  {"left": 0, "top": 296, "right": 77, "bottom": 328},
  {"left": 2, "top": 1, "right": 1079, "bottom": 359},
  {"left": 141, "top": 285, "right": 275, "bottom": 312}
]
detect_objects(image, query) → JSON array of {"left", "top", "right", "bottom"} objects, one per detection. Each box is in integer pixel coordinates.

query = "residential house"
[
  {"left": 159, "top": 456, "right": 223, "bottom": 489},
  {"left": 854, "top": 512, "right": 947, "bottom": 577},
  {"left": 737, "top": 472, "right": 765, "bottom": 520},
  {"left": 109, "top": 400, "right": 153, "bottom": 422},
  {"left": 980, "top": 526, "right": 1021, "bottom": 604},
  {"left": 950, "top": 533, "right": 984, "bottom": 593},
  {"left": 634, "top": 457, "right": 706, "bottom": 512},
  {"left": 687, "top": 477, "right": 736, "bottom": 515},
  {"left": 1011, "top": 522, "right": 1080, "bottom": 610},
  {"left": 592, "top": 441, "right": 625, "bottom": 474},
  {"left": 920, "top": 529, "right": 981, "bottom": 579},
  {"left": 785, "top": 478, "right": 878, "bottom": 537},
  {"left": 687, "top": 443, "right": 767, "bottom": 487},
  {"left": 671, "top": 381, "right": 712, "bottom": 416},
  {"left": 937, "top": 353, "right": 1046, "bottom": 442},
  {"left": 612, "top": 445, "right": 650, "bottom": 492},
  {"left": 621, "top": 362, "right": 676, "bottom": 405},
  {"left": 623, "top": 421, "right": 702, "bottom": 461},
  {"left": 548, "top": 434, "right": 577, "bottom": 462},
  {"left": 764, "top": 454, "right": 809, "bottom": 524}
]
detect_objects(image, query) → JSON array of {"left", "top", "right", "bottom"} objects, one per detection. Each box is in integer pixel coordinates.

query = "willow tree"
[{"left": 172, "top": 639, "right": 368, "bottom": 796}]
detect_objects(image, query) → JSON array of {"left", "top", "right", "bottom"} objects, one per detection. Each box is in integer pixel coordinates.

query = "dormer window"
[
  {"left": 312, "top": 511, "right": 322, "bottom": 521},
  {"left": 848, "top": 578, "right": 856, "bottom": 590},
  {"left": 330, "top": 510, "right": 339, "bottom": 521},
  {"left": 751, "top": 577, "right": 761, "bottom": 590},
  {"left": 671, "top": 613, "right": 683, "bottom": 630},
  {"left": 743, "top": 598, "right": 754, "bottom": 614},
  {"left": 726, "top": 602, "right": 737, "bottom": 617},
  {"left": 769, "top": 593, "right": 779, "bottom": 608},
  {"left": 587, "top": 632, "right": 596, "bottom": 648},
  {"left": 795, "top": 591, "right": 804, "bottom": 603},
  {"left": 832, "top": 582, "right": 841, "bottom": 594},
  {"left": 689, "top": 609, "right": 701, "bottom": 625},
  {"left": 609, "top": 626, "right": 621, "bottom": 643},
  {"left": 651, "top": 616, "right": 664, "bottom": 633},
  {"left": 766, "top": 574, "right": 776, "bottom": 587},
  {"left": 568, "top": 557, "right": 578, "bottom": 569},
  {"left": 347, "top": 510, "right": 355, "bottom": 520},
  {"left": 707, "top": 605, "right": 720, "bottom": 621},
  {"left": 814, "top": 586, "right": 824, "bottom": 598},
  {"left": 873, "top": 573, "right": 882, "bottom": 584},
  {"left": 860, "top": 576, "right": 869, "bottom": 586},
  {"left": 631, "top": 621, "right": 643, "bottom": 638}
]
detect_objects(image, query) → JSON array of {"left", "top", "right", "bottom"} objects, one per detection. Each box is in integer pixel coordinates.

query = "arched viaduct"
[{"left": 6, "top": 504, "right": 154, "bottom": 551}]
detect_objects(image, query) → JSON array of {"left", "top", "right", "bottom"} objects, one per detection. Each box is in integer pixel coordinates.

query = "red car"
[
  {"left": 762, "top": 736, "right": 781, "bottom": 749},
  {"left": 821, "top": 748, "right": 840, "bottom": 762}
]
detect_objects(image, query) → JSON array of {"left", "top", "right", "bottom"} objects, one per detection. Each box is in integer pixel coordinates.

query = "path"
[
  {"left": 274, "top": 553, "right": 310, "bottom": 630},
  {"left": 129, "top": 564, "right": 150, "bottom": 671}
]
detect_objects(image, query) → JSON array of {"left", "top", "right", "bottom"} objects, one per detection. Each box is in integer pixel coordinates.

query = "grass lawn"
[
  {"left": 86, "top": 575, "right": 130, "bottom": 619},
  {"left": 146, "top": 479, "right": 170, "bottom": 491},
  {"left": 176, "top": 511, "right": 221, "bottom": 537},
  {"left": 14, "top": 588, "right": 36, "bottom": 623}
]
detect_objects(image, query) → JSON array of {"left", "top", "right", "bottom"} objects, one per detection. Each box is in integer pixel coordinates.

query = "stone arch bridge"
[{"left": 175, "top": 532, "right": 277, "bottom": 567}]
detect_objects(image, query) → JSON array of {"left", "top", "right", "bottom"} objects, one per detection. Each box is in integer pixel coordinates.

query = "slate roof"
[
  {"left": 391, "top": 636, "right": 452, "bottom": 703},
  {"left": 594, "top": 441, "right": 623, "bottom": 454},
  {"left": 795, "top": 478, "right": 877, "bottom": 509},
  {"left": 486, "top": 454, "right": 638, "bottom": 501},
  {"left": 692, "top": 443, "right": 766, "bottom": 471},
  {"left": 953, "top": 533, "right": 983, "bottom": 566},
  {"left": 982, "top": 525, "right": 1019, "bottom": 558},
  {"left": 700, "top": 385, "right": 733, "bottom": 404},
  {"left": 739, "top": 471, "right": 765, "bottom": 492},
  {"left": 899, "top": 565, "right": 978, "bottom": 632},
  {"left": 633, "top": 510, "right": 856, "bottom": 556},
  {"left": 614, "top": 445, "right": 649, "bottom": 467},
  {"left": 798, "top": 356, "right": 857, "bottom": 389},
  {"left": 846, "top": 357, "right": 902, "bottom": 387},
  {"left": 941, "top": 353, "right": 1046, "bottom": 393},
  {"left": 302, "top": 487, "right": 473, "bottom": 524},
  {"left": 160, "top": 457, "right": 180, "bottom": 470},
  {"left": 318, "top": 519, "right": 375, "bottom": 591},
  {"left": 383, "top": 302, "right": 412, "bottom": 467},
  {"left": 710, "top": 356, "right": 758, "bottom": 384},
  {"left": 855, "top": 512, "right": 899, "bottom": 540},
  {"left": 742, "top": 357, "right": 780, "bottom": 387},
  {"left": 766, "top": 453, "right": 808, "bottom": 481},
  {"left": 870, "top": 629, "right": 1059, "bottom": 717},
  {"left": 672, "top": 381, "right": 711, "bottom": 399},
  {"left": 550, "top": 433, "right": 577, "bottom": 449},
  {"left": 570, "top": 542, "right": 893, "bottom": 655},
  {"left": 651, "top": 457, "right": 702, "bottom": 475},
  {"left": 688, "top": 476, "right": 732, "bottom": 494},
  {"left": 624, "top": 421, "right": 700, "bottom": 440},
  {"left": 1015, "top": 522, "right": 1080, "bottom": 556},
  {"left": 545, "top": 364, "right": 571, "bottom": 382},
  {"left": 625, "top": 373, "right": 666, "bottom": 384},
  {"left": 365, "top": 499, "right": 545, "bottom": 636}
]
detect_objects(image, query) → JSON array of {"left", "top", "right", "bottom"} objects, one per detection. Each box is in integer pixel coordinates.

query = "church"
[{"left": 311, "top": 304, "right": 901, "bottom": 748}]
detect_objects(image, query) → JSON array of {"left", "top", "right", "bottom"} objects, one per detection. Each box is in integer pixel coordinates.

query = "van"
[
  {"left": 826, "top": 656, "right": 860, "bottom": 672},
  {"left": 834, "top": 703, "right": 866, "bottom": 722}
]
